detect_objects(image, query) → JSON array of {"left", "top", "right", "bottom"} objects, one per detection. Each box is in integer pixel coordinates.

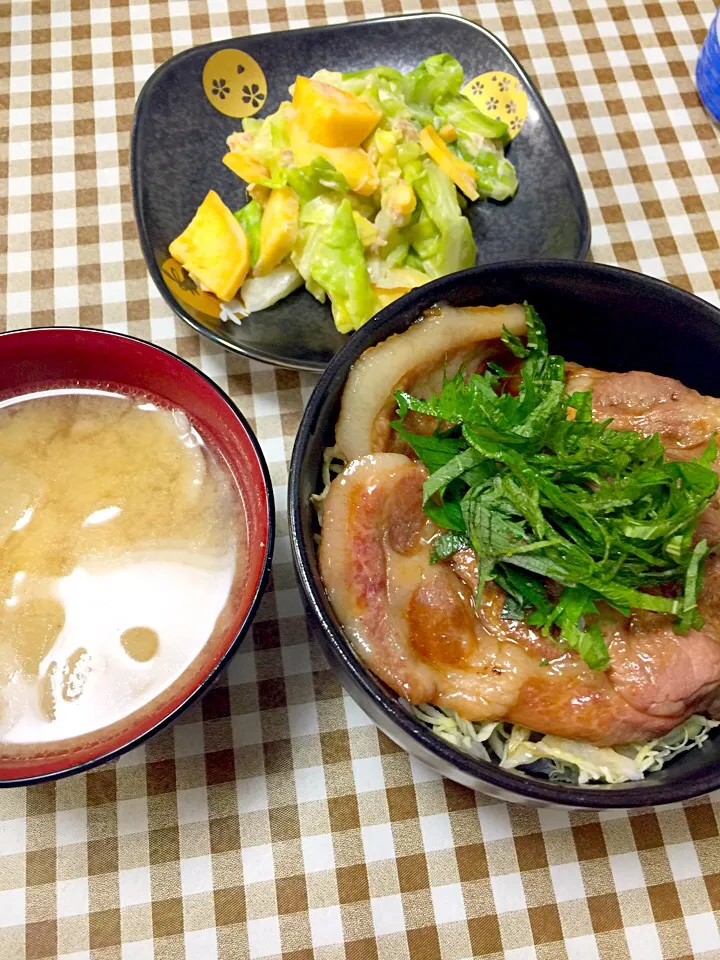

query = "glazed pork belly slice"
[
  {"left": 319, "top": 455, "right": 537, "bottom": 717},
  {"left": 451, "top": 546, "right": 720, "bottom": 743},
  {"left": 335, "top": 303, "right": 525, "bottom": 462},
  {"left": 565, "top": 365, "right": 720, "bottom": 464}
]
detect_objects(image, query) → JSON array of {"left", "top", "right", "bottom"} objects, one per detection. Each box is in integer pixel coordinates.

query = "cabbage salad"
[{"left": 168, "top": 55, "right": 519, "bottom": 331}]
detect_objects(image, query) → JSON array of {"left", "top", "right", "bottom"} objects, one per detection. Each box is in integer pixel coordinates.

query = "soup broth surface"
[{"left": 0, "top": 387, "right": 242, "bottom": 751}]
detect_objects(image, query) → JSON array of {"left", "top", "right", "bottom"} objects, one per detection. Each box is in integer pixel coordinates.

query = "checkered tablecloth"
[{"left": 2, "top": 1, "right": 720, "bottom": 958}]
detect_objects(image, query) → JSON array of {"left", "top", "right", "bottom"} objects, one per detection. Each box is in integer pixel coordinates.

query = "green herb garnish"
[{"left": 392, "top": 303, "right": 719, "bottom": 670}]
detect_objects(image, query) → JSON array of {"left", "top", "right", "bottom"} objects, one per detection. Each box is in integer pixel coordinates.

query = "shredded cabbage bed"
[{"left": 410, "top": 704, "right": 719, "bottom": 784}]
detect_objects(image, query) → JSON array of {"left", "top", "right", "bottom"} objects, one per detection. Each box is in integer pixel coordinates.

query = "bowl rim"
[
  {"left": 288, "top": 258, "right": 720, "bottom": 808},
  {"left": 0, "top": 326, "right": 275, "bottom": 788},
  {"left": 130, "top": 11, "right": 591, "bottom": 372}
]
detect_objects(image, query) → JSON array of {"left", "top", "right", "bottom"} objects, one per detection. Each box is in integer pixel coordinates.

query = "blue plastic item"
[{"left": 697, "top": 8, "right": 720, "bottom": 122}]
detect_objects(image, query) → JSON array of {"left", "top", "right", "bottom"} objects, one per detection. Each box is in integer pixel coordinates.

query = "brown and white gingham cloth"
[{"left": 1, "top": 2, "right": 720, "bottom": 958}]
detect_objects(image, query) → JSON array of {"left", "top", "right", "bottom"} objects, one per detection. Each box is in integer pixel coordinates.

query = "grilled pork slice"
[
  {"left": 335, "top": 303, "right": 525, "bottom": 462},
  {"left": 566, "top": 365, "right": 720, "bottom": 462}
]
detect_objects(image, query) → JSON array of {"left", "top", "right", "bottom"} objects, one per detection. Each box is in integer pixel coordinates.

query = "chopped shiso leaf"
[{"left": 392, "top": 303, "right": 719, "bottom": 669}]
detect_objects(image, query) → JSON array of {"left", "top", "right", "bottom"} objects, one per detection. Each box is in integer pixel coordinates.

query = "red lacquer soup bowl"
[{"left": 0, "top": 328, "right": 274, "bottom": 786}]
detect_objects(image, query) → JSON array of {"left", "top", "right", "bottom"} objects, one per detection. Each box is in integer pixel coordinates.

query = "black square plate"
[{"left": 131, "top": 13, "right": 590, "bottom": 371}]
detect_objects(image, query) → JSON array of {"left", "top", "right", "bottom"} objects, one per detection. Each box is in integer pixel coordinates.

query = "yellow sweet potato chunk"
[
  {"left": 287, "top": 119, "right": 379, "bottom": 196},
  {"left": 222, "top": 151, "right": 270, "bottom": 184},
  {"left": 293, "top": 76, "right": 381, "bottom": 148},
  {"left": 168, "top": 190, "right": 250, "bottom": 302},
  {"left": 255, "top": 186, "right": 300, "bottom": 277}
]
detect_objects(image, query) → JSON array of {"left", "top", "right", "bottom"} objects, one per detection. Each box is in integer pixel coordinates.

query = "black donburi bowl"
[{"left": 289, "top": 260, "right": 720, "bottom": 808}]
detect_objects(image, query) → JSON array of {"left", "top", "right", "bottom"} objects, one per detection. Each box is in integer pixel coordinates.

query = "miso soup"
[{"left": 0, "top": 387, "right": 244, "bottom": 753}]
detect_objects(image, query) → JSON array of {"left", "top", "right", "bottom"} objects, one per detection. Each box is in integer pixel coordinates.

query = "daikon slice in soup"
[{"left": 0, "top": 386, "right": 245, "bottom": 754}]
